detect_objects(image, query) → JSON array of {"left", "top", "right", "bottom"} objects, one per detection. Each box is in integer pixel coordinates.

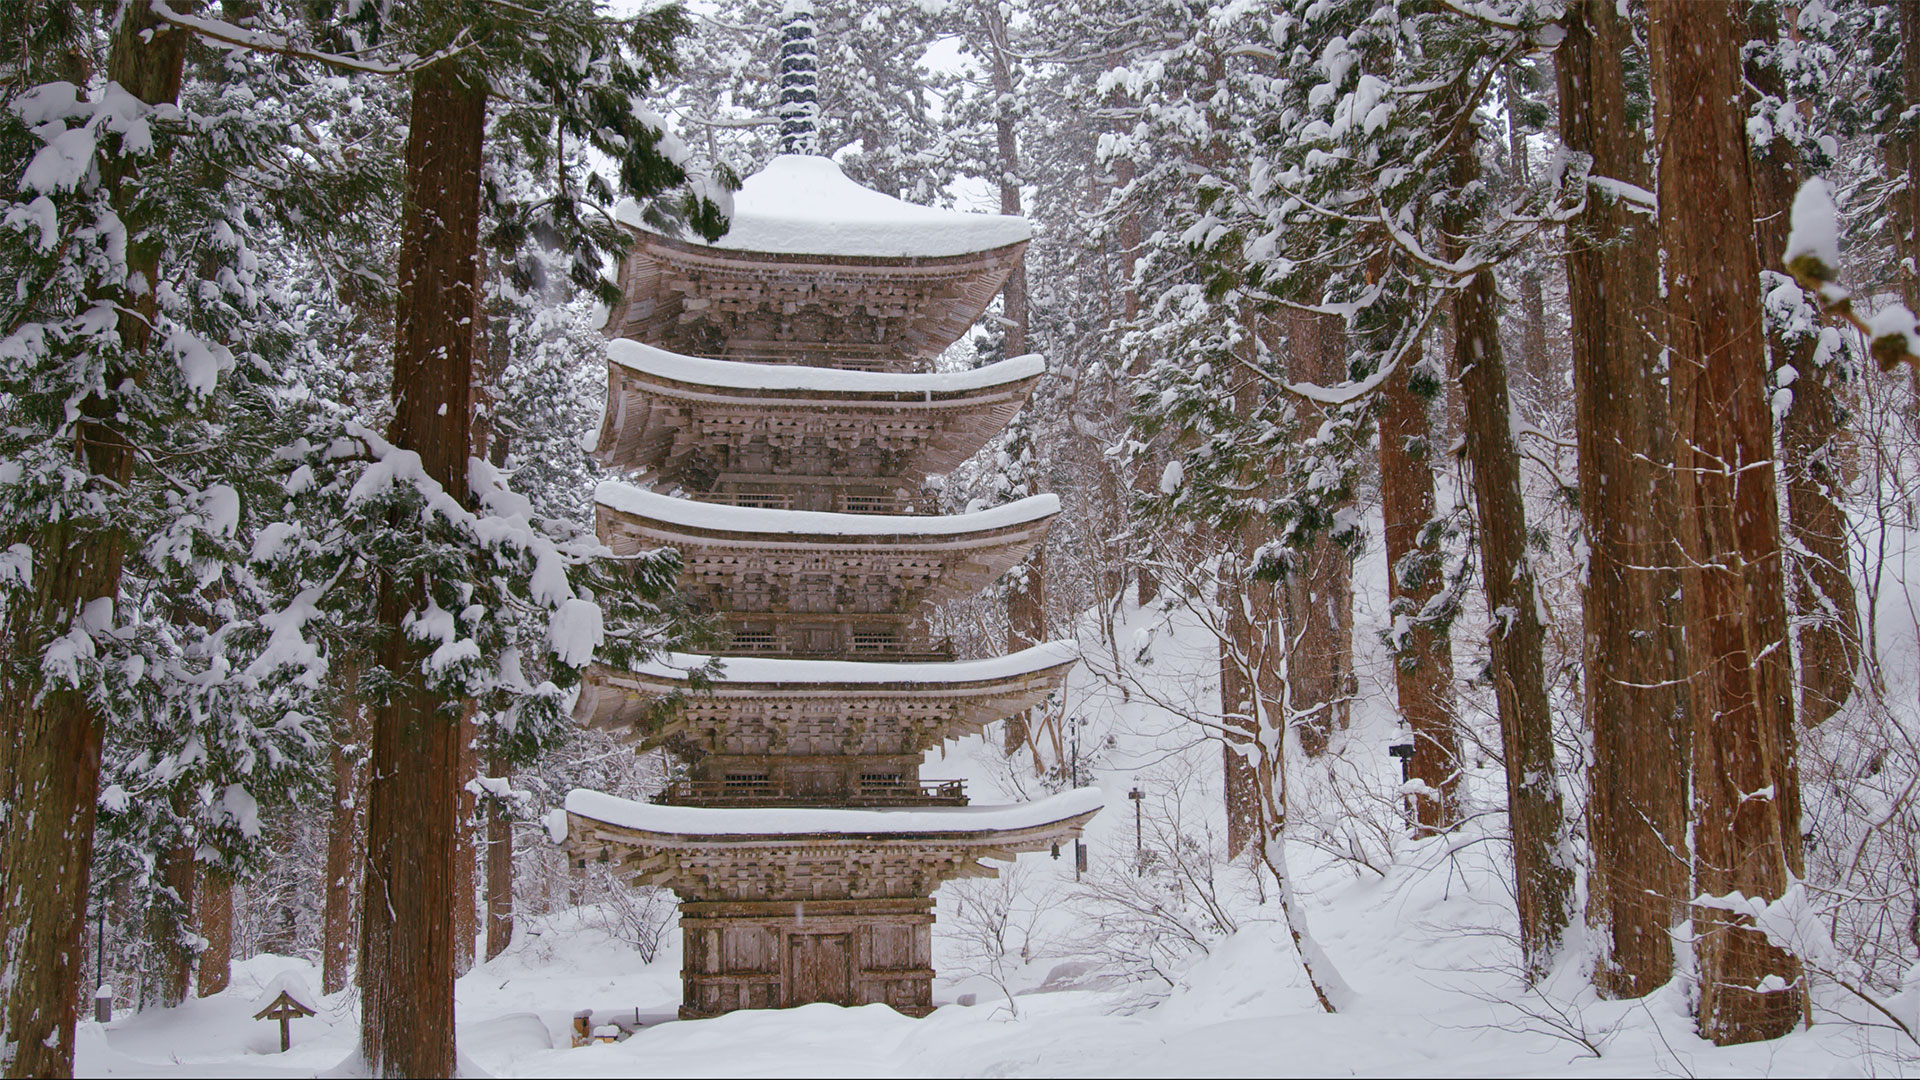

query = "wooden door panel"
[{"left": 786, "top": 933, "right": 852, "bottom": 1006}]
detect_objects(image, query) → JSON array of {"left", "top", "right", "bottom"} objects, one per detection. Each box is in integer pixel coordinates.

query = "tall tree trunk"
[
  {"left": 1650, "top": 0, "right": 1808, "bottom": 1045},
  {"left": 359, "top": 68, "right": 486, "bottom": 1079},
  {"left": 1104, "top": 53, "right": 1155, "bottom": 610},
  {"left": 473, "top": 350, "right": 517, "bottom": 967},
  {"left": 0, "top": 8, "right": 191, "bottom": 1074},
  {"left": 144, "top": 838, "right": 196, "bottom": 1009},
  {"left": 1559, "top": 0, "right": 1692, "bottom": 1000},
  {"left": 484, "top": 741, "right": 515, "bottom": 962},
  {"left": 1446, "top": 140, "right": 1573, "bottom": 982},
  {"left": 1746, "top": 10, "right": 1862, "bottom": 729},
  {"left": 1223, "top": 311, "right": 1278, "bottom": 855},
  {"left": 1238, "top": 547, "right": 1347, "bottom": 1013},
  {"left": 454, "top": 707, "right": 478, "bottom": 977},
  {"left": 323, "top": 663, "right": 366, "bottom": 996},
  {"left": 1004, "top": 542, "right": 1047, "bottom": 756},
  {"left": 1283, "top": 309, "right": 1354, "bottom": 757},
  {"left": 1898, "top": 1, "right": 1920, "bottom": 312},
  {"left": 1377, "top": 343, "right": 1461, "bottom": 832},
  {"left": 981, "top": 0, "right": 1027, "bottom": 358},
  {"left": 1505, "top": 110, "right": 1551, "bottom": 410},
  {"left": 1221, "top": 570, "right": 1263, "bottom": 858},
  {"left": 196, "top": 873, "right": 232, "bottom": 998}
]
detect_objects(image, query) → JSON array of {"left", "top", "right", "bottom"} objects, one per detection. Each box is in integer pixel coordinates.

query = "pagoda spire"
[{"left": 777, "top": 1, "right": 821, "bottom": 156}]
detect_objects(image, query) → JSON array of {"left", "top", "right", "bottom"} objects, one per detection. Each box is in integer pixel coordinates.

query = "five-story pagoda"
[{"left": 562, "top": 4, "right": 1100, "bottom": 1019}]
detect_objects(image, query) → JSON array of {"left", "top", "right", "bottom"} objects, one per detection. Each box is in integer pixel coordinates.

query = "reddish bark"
[
  {"left": 1560, "top": 0, "right": 1691, "bottom": 998},
  {"left": 323, "top": 663, "right": 366, "bottom": 996},
  {"left": 981, "top": 0, "right": 1028, "bottom": 358},
  {"left": 196, "top": 874, "right": 233, "bottom": 998},
  {"left": 1446, "top": 133, "right": 1573, "bottom": 980},
  {"left": 359, "top": 67, "right": 487, "bottom": 1078},
  {"left": 1283, "top": 308, "right": 1354, "bottom": 757},
  {"left": 1651, "top": 0, "right": 1808, "bottom": 1044},
  {"left": 484, "top": 742, "right": 515, "bottom": 962},
  {"left": 1745, "top": 7, "right": 1862, "bottom": 728},
  {"left": 147, "top": 840, "right": 197, "bottom": 1008},
  {"left": 1004, "top": 545, "right": 1047, "bottom": 756},
  {"left": 454, "top": 707, "right": 479, "bottom": 977},
  {"left": 0, "top": 7, "right": 191, "bottom": 1074},
  {"left": 1377, "top": 345, "right": 1461, "bottom": 832}
]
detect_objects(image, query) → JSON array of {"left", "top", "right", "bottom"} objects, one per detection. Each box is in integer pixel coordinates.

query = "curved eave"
[
  {"left": 564, "top": 788, "right": 1102, "bottom": 849},
  {"left": 629, "top": 224, "right": 1030, "bottom": 271},
  {"left": 573, "top": 643, "right": 1077, "bottom": 737},
  {"left": 568, "top": 808, "right": 1099, "bottom": 855},
  {"left": 605, "top": 229, "right": 1026, "bottom": 364},
  {"left": 605, "top": 343, "right": 1045, "bottom": 401},
  {"left": 592, "top": 348, "right": 1045, "bottom": 477},
  {"left": 594, "top": 487, "right": 1059, "bottom": 553}
]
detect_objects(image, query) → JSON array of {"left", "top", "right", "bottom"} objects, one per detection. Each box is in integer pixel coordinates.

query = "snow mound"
[
  {"left": 617, "top": 154, "right": 1031, "bottom": 258},
  {"left": 254, "top": 970, "right": 321, "bottom": 1014}
]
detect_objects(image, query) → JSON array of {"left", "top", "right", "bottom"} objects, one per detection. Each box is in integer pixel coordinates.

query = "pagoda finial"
[{"left": 777, "top": 0, "right": 820, "bottom": 156}]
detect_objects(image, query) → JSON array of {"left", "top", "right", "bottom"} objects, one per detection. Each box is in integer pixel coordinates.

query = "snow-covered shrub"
[{"left": 1063, "top": 770, "right": 1249, "bottom": 993}]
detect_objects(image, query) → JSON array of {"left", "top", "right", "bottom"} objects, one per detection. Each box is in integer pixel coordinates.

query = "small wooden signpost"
[{"left": 253, "top": 981, "right": 317, "bottom": 1053}]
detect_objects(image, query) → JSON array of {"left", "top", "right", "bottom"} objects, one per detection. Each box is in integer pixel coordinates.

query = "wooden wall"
[{"left": 679, "top": 900, "right": 935, "bottom": 1018}]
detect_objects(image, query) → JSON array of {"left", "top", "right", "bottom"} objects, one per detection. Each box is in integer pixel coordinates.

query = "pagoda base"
[{"left": 678, "top": 898, "right": 935, "bottom": 1019}]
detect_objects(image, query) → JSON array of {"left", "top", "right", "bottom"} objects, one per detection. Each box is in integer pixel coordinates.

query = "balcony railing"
[
  {"left": 719, "top": 635, "right": 957, "bottom": 664},
  {"left": 658, "top": 779, "right": 967, "bottom": 808}
]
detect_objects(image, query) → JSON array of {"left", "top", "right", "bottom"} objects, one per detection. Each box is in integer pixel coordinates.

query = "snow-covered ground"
[
  {"left": 74, "top": 576, "right": 1919, "bottom": 1076},
  {"left": 73, "top": 857, "right": 1903, "bottom": 1077}
]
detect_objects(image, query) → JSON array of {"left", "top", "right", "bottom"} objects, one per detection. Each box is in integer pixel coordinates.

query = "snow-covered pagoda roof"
[
  {"left": 617, "top": 154, "right": 1031, "bottom": 259},
  {"left": 562, "top": 785, "right": 1101, "bottom": 896},
  {"left": 604, "top": 158, "right": 1030, "bottom": 366},
  {"left": 593, "top": 485, "right": 1057, "bottom": 617},
  {"left": 595, "top": 482, "right": 1058, "bottom": 539},
  {"left": 565, "top": 786, "right": 1103, "bottom": 841},
  {"left": 573, "top": 641, "right": 1079, "bottom": 747},
  {"left": 607, "top": 339, "right": 1045, "bottom": 395},
  {"left": 636, "top": 640, "right": 1077, "bottom": 686},
  {"left": 591, "top": 342, "right": 1047, "bottom": 481}
]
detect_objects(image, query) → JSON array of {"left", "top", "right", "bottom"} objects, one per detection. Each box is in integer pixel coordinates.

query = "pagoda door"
[{"left": 786, "top": 933, "right": 853, "bottom": 1006}]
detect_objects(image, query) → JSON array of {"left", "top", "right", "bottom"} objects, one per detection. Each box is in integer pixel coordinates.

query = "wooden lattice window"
[
  {"left": 729, "top": 629, "right": 775, "bottom": 652},
  {"left": 850, "top": 629, "right": 900, "bottom": 653},
  {"left": 732, "top": 490, "right": 790, "bottom": 510},
  {"left": 844, "top": 493, "right": 893, "bottom": 514}
]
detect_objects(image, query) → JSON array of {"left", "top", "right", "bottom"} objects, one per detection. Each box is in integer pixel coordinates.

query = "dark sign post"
[{"left": 1388, "top": 743, "right": 1417, "bottom": 827}]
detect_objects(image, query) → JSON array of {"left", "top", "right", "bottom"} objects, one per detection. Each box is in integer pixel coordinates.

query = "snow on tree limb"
[{"left": 1784, "top": 177, "right": 1920, "bottom": 372}]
